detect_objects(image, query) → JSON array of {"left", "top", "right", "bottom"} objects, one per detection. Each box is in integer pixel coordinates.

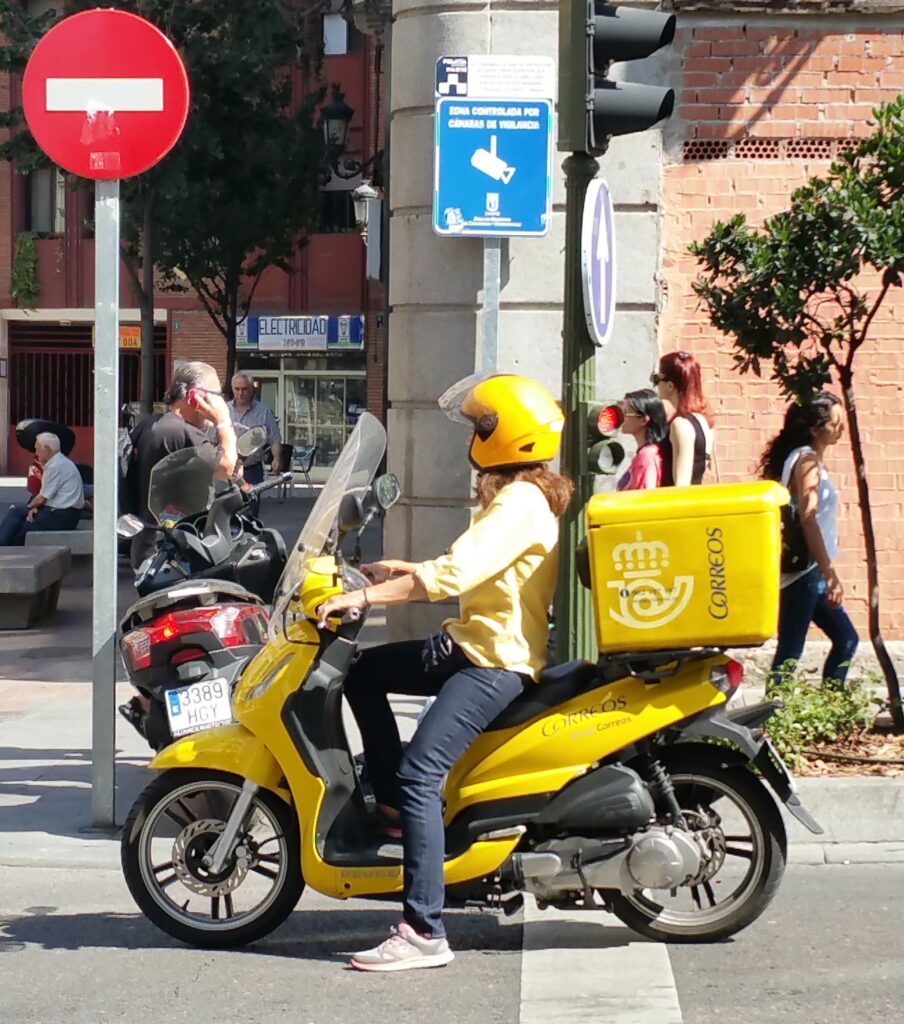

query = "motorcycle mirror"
[
  {"left": 236, "top": 426, "right": 268, "bottom": 461},
  {"left": 374, "top": 473, "right": 401, "bottom": 510},
  {"left": 117, "top": 513, "right": 146, "bottom": 539}
]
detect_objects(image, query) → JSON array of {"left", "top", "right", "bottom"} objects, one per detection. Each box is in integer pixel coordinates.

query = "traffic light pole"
[{"left": 556, "top": 149, "right": 600, "bottom": 665}]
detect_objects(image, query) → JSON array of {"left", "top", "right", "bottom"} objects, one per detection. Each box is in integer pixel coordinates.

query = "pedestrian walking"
[
  {"left": 652, "top": 350, "right": 715, "bottom": 486},
  {"left": 760, "top": 391, "right": 858, "bottom": 687},
  {"left": 615, "top": 388, "right": 668, "bottom": 491}
]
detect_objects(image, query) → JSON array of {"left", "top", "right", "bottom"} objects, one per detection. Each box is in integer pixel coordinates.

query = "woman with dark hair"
[
  {"left": 652, "top": 350, "right": 715, "bottom": 486},
  {"left": 760, "top": 391, "right": 858, "bottom": 687},
  {"left": 616, "top": 388, "right": 668, "bottom": 491},
  {"left": 317, "top": 373, "right": 573, "bottom": 973}
]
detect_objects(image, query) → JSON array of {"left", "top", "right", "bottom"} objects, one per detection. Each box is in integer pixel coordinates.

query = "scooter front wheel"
[{"left": 121, "top": 769, "right": 303, "bottom": 947}]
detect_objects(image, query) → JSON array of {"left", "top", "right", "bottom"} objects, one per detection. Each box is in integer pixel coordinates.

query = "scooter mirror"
[
  {"left": 236, "top": 426, "right": 268, "bottom": 461},
  {"left": 374, "top": 473, "right": 401, "bottom": 510},
  {"left": 117, "top": 513, "right": 146, "bottom": 539}
]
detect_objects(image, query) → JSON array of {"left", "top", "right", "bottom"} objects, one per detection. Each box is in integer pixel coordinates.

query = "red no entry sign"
[{"left": 22, "top": 9, "right": 190, "bottom": 180}]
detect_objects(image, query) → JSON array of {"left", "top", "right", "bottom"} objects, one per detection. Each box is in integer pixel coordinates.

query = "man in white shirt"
[{"left": 0, "top": 432, "right": 85, "bottom": 546}]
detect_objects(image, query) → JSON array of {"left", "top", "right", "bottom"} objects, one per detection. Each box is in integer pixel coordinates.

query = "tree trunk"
[
  {"left": 224, "top": 278, "right": 238, "bottom": 389},
  {"left": 840, "top": 371, "right": 904, "bottom": 729},
  {"left": 140, "top": 190, "right": 156, "bottom": 414}
]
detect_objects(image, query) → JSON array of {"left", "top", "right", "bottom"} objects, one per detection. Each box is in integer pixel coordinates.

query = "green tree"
[
  {"left": 0, "top": 0, "right": 324, "bottom": 407},
  {"left": 690, "top": 95, "right": 904, "bottom": 729}
]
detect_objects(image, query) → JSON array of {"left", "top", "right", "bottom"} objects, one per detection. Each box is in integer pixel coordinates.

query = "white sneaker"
[{"left": 350, "top": 921, "right": 455, "bottom": 973}]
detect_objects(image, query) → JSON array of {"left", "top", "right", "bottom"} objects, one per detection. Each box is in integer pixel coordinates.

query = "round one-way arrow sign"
[
  {"left": 22, "top": 9, "right": 190, "bottom": 180},
  {"left": 581, "top": 178, "right": 617, "bottom": 347}
]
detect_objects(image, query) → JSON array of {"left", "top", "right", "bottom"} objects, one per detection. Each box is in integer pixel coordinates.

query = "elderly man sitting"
[{"left": 0, "top": 432, "right": 85, "bottom": 546}]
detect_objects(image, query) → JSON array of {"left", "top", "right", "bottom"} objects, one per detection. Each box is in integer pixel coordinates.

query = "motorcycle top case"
[{"left": 585, "top": 481, "right": 787, "bottom": 654}]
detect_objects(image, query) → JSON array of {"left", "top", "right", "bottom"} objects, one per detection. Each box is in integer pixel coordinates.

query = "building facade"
[
  {"left": 0, "top": 12, "right": 386, "bottom": 477},
  {"left": 384, "top": 0, "right": 904, "bottom": 644}
]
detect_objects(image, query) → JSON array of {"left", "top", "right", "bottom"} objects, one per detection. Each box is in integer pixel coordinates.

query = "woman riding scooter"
[{"left": 317, "top": 373, "right": 573, "bottom": 973}]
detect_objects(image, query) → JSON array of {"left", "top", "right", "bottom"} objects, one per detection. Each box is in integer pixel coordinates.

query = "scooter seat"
[{"left": 486, "top": 660, "right": 618, "bottom": 732}]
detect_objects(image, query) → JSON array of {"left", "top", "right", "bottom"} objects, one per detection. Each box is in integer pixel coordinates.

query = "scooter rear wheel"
[
  {"left": 121, "top": 769, "right": 303, "bottom": 947},
  {"left": 606, "top": 753, "right": 786, "bottom": 943}
]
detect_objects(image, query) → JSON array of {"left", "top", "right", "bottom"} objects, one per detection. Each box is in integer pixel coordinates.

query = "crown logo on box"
[{"left": 612, "top": 531, "right": 670, "bottom": 578}]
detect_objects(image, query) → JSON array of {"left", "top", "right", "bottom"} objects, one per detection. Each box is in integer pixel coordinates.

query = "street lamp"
[
  {"left": 352, "top": 180, "right": 379, "bottom": 227},
  {"left": 320, "top": 85, "right": 355, "bottom": 151},
  {"left": 319, "top": 84, "right": 384, "bottom": 182}
]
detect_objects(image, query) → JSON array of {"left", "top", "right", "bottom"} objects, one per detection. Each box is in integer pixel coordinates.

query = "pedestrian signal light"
[{"left": 587, "top": 402, "right": 625, "bottom": 475}]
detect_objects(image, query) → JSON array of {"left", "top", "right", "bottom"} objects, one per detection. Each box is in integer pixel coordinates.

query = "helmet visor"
[{"left": 437, "top": 372, "right": 496, "bottom": 426}]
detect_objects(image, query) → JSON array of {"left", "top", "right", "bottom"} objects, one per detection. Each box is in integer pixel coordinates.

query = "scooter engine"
[{"left": 515, "top": 827, "right": 705, "bottom": 901}]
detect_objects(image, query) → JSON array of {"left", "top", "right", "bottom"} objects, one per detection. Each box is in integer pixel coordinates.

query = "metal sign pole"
[
  {"left": 481, "top": 237, "right": 501, "bottom": 371},
  {"left": 91, "top": 178, "right": 121, "bottom": 828}
]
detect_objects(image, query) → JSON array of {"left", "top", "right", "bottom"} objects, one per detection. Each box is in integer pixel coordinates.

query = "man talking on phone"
[{"left": 126, "top": 361, "right": 238, "bottom": 569}]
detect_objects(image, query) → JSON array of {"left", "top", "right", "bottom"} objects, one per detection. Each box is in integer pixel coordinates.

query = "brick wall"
[
  {"left": 660, "top": 20, "right": 904, "bottom": 635},
  {"left": 169, "top": 309, "right": 227, "bottom": 381}
]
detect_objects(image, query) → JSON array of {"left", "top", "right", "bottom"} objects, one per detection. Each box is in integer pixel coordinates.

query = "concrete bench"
[
  {"left": 25, "top": 524, "right": 93, "bottom": 585},
  {"left": 0, "top": 546, "right": 71, "bottom": 628},
  {"left": 25, "top": 524, "right": 93, "bottom": 557}
]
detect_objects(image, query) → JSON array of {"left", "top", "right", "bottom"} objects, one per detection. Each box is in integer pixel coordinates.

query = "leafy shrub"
[{"left": 765, "top": 666, "right": 877, "bottom": 769}]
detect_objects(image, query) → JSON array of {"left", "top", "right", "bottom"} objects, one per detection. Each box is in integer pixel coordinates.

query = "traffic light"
[
  {"left": 559, "top": 2, "right": 677, "bottom": 155},
  {"left": 588, "top": 402, "right": 626, "bottom": 474}
]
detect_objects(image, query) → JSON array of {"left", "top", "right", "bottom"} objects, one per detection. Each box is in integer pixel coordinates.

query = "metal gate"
[{"left": 8, "top": 322, "right": 167, "bottom": 428}]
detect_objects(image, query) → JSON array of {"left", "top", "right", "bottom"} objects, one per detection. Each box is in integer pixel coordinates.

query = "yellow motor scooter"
[{"left": 121, "top": 413, "right": 821, "bottom": 948}]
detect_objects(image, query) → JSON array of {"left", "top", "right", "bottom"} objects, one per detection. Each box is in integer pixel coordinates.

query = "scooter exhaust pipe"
[{"left": 512, "top": 852, "right": 562, "bottom": 882}]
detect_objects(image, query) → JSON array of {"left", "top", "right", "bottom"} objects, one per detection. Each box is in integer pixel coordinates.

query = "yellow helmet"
[{"left": 439, "top": 373, "right": 565, "bottom": 470}]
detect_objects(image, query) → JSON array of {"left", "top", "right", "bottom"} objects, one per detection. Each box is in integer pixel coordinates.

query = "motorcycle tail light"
[
  {"left": 122, "top": 629, "right": 152, "bottom": 672},
  {"left": 710, "top": 659, "right": 744, "bottom": 696},
  {"left": 122, "top": 605, "right": 266, "bottom": 672}
]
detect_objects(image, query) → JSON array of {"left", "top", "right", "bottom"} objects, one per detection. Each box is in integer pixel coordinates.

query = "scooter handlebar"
[{"left": 247, "top": 472, "right": 294, "bottom": 499}]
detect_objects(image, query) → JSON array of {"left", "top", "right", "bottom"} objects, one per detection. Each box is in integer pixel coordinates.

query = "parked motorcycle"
[
  {"left": 121, "top": 412, "right": 822, "bottom": 948},
  {"left": 117, "top": 428, "right": 292, "bottom": 750}
]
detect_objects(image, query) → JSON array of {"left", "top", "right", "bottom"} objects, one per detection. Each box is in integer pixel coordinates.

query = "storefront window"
[{"left": 238, "top": 352, "right": 368, "bottom": 468}]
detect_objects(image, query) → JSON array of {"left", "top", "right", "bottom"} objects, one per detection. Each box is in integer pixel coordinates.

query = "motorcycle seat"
[{"left": 486, "top": 659, "right": 623, "bottom": 732}]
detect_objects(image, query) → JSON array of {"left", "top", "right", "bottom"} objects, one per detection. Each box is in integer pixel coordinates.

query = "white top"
[{"left": 39, "top": 452, "right": 85, "bottom": 510}]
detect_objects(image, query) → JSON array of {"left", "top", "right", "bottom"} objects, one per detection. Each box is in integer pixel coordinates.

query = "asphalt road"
[
  {"left": 670, "top": 864, "right": 903, "bottom": 1024},
  {"left": 1, "top": 864, "right": 900, "bottom": 1024}
]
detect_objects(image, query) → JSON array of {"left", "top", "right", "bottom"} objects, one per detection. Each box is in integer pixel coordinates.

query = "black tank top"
[{"left": 661, "top": 413, "right": 707, "bottom": 486}]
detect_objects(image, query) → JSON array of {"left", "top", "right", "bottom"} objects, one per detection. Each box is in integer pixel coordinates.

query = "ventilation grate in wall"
[
  {"left": 683, "top": 137, "right": 852, "bottom": 162},
  {"left": 733, "top": 137, "right": 782, "bottom": 160}
]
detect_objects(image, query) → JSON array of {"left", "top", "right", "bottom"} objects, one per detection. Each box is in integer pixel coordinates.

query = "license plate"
[
  {"left": 165, "top": 678, "right": 233, "bottom": 738},
  {"left": 763, "top": 737, "right": 799, "bottom": 797}
]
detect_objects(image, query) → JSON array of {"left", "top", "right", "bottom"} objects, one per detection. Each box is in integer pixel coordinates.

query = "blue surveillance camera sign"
[{"left": 433, "top": 55, "right": 555, "bottom": 239}]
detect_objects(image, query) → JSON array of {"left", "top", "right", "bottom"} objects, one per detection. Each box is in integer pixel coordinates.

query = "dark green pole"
[{"left": 556, "top": 150, "right": 601, "bottom": 665}]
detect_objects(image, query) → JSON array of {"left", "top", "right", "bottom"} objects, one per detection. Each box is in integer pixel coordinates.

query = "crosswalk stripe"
[{"left": 519, "top": 897, "right": 683, "bottom": 1024}]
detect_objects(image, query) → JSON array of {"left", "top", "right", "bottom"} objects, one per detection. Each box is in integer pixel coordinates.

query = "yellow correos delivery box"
[{"left": 586, "top": 482, "right": 787, "bottom": 654}]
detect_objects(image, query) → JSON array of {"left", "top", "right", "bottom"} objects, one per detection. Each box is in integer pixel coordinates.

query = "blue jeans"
[
  {"left": 0, "top": 503, "right": 81, "bottom": 546},
  {"left": 242, "top": 462, "right": 265, "bottom": 486},
  {"left": 344, "top": 639, "right": 528, "bottom": 939},
  {"left": 770, "top": 568, "right": 859, "bottom": 687}
]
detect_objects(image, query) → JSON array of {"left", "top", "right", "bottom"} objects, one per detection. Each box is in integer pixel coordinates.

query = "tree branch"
[
  {"left": 852, "top": 279, "right": 892, "bottom": 364},
  {"left": 189, "top": 279, "right": 229, "bottom": 340},
  {"left": 239, "top": 267, "right": 268, "bottom": 320}
]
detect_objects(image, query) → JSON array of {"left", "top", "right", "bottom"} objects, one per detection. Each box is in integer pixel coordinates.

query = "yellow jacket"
[{"left": 414, "top": 481, "right": 559, "bottom": 680}]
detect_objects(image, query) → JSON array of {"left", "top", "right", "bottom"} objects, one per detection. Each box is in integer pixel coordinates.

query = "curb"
[{"left": 789, "top": 842, "right": 904, "bottom": 865}]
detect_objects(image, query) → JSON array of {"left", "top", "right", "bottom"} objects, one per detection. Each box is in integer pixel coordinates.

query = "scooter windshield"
[
  {"left": 269, "top": 412, "right": 386, "bottom": 636},
  {"left": 147, "top": 445, "right": 219, "bottom": 525}
]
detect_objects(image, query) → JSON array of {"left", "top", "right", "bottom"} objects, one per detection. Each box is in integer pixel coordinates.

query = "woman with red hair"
[{"left": 652, "top": 350, "right": 715, "bottom": 486}]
